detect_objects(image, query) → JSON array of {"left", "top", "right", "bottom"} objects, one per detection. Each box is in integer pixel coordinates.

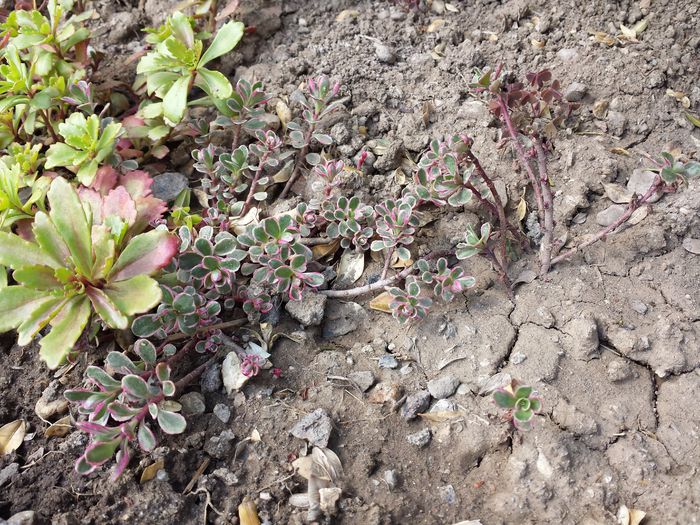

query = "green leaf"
[
  {"left": 157, "top": 409, "right": 186, "bottom": 434},
  {"left": 0, "top": 287, "right": 56, "bottom": 333},
  {"left": 39, "top": 295, "right": 91, "bottom": 369},
  {"left": 47, "top": 177, "right": 93, "bottom": 277},
  {"left": 33, "top": 212, "right": 70, "bottom": 267},
  {"left": 198, "top": 20, "right": 244, "bottom": 67},
  {"left": 195, "top": 67, "right": 232, "bottom": 99},
  {"left": 76, "top": 158, "right": 99, "bottom": 186},
  {"left": 103, "top": 275, "right": 162, "bottom": 316},
  {"left": 515, "top": 386, "right": 533, "bottom": 399},
  {"left": 0, "top": 232, "right": 58, "bottom": 269},
  {"left": 86, "top": 286, "right": 128, "bottom": 329},
  {"left": 134, "top": 339, "right": 157, "bottom": 364},
  {"left": 16, "top": 296, "right": 66, "bottom": 346},
  {"left": 122, "top": 374, "right": 150, "bottom": 399},
  {"left": 109, "top": 230, "right": 178, "bottom": 282},
  {"left": 85, "top": 439, "right": 120, "bottom": 465},
  {"left": 493, "top": 390, "right": 516, "bottom": 409},
  {"left": 44, "top": 143, "right": 80, "bottom": 169},
  {"left": 162, "top": 75, "right": 191, "bottom": 126},
  {"left": 138, "top": 422, "right": 157, "bottom": 451},
  {"left": 13, "top": 265, "right": 61, "bottom": 290}
]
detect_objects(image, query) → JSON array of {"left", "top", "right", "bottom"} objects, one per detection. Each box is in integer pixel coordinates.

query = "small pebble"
[
  {"left": 406, "top": 428, "right": 431, "bottom": 448},
  {"left": 213, "top": 403, "right": 231, "bottom": 423},
  {"left": 378, "top": 355, "right": 399, "bottom": 369},
  {"left": 375, "top": 43, "right": 396, "bottom": 64},
  {"left": 384, "top": 470, "right": 399, "bottom": 489}
]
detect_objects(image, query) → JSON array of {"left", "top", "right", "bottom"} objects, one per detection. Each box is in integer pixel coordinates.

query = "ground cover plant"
[{"left": 0, "top": 0, "right": 698, "bottom": 494}]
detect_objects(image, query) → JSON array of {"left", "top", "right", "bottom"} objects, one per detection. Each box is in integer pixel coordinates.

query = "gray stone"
[
  {"left": 323, "top": 301, "right": 367, "bottom": 338},
  {"left": 596, "top": 204, "right": 626, "bottom": 227},
  {"left": 556, "top": 48, "right": 578, "bottom": 61},
  {"left": 430, "top": 399, "right": 457, "bottom": 412},
  {"left": 290, "top": 408, "right": 333, "bottom": 447},
  {"left": 200, "top": 363, "right": 222, "bottom": 393},
  {"left": 383, "top": 469, "right": 399, "bottom": 489},
  {"left": 285, "top": 291, "right": 327, "bottom": 326},
  {"left": 400, "top": 390, "right": 431, "bottom": 420},
  {"left": 374, "top": 43, "right": 396, "bottom": 64},
  {"left": 348, "top": 371, "right": 375, "bottom": 392},
  {"left": 329, "top": 122, "right": 351, "bottom": 145},
  {"left": 151, "top": 172, "right": 188, "bottom": 202},
  {"left": 204, "top": 430, "right": 236, "bottom": 459},
  {"left": 373, "top": 140, "right": 405, "bottom": 172},
  {"left": 213, "top": 403, "right": 231, "bottom": 423},
  {"left": 511, "top": 351, "right": 527, "bottom": 364},
  {"left": 607, "top": 110, "right": 627, "bottom": 137},
  {"left": 427, "top": 375, "right": 460, "bottom": 399},
  {"left": 439, "top": 484, "right": 457, "bottom": 504},
  {"left": 627, "top": 169, "right": 661, "bottom": 203},
  {"left": 563, "top": 82, "right": 587, "bottom": 102},
  {"left": 0, "top": 463, "right": 19, "bottom": 487},
  {"left": 607, "top": 359, "right": 636, "bottom": 382},
  {"left": 179, "top": 392, "right": 206, "bottom": 416},
  {"left": 564, "top": 317, "right": 600, "bottom": 361},
  {"left": 378, "top": 355, "right": 399, "bottom": 369},
  {"left": 683, "top": 237, "right": 700, "bottom": 254},
  {"left": 406, "top": 428, "right": 431, "bottom": 448},
  {"left": 7, "top": 510, "right": 36, "bottom": 525},
  {"left": 629, "top": 299, "right": 648, "bottom": 315}
]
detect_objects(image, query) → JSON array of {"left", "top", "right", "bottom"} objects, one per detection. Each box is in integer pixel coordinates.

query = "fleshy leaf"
[
  {"left": 198, "top": 20, "right": 244, "bottom": 67},
  {"left": 47, "top": 177, "right": 93, "bottom": 277},
  {"left": 122, "top": 375, "right": 150, "bottom": 399},
  {"left": 109, "top": 230, "right": 178, "bottom": 282},
  {"left": 0, "top": 287, "right": 56, "bottom": 333},
  {"left": 493, "top": 390, "right": 516, "bottom": 409},
  {"left": 86, "top": 286, "right": 128, "bottom": 329},
  {"left": 157, "top": 409, "right": 186, "bottom": 434},
  {"left": 0, "top": 232, "right": 58, "bottom": 269},
  {"left": 103, "top": 275, "right": 162, "bottom": 316},
  {"left": 137, "top": 422, "right": 157, "bottom": 451},
  {"left": 39, "top": 295, "right": 91, "bottom": 369},
  {"left": 162, "top": 75, "right": 191, "bottom": 125}
]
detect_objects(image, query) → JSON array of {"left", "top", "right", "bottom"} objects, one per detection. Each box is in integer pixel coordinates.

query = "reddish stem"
[
  {"left": 550, "top": 175, "right": 664, "bottom": 266},
  {"left": 242, "top": 150, "right": 271, "bottom": 215},
  {"left": 380, "top": 246, "right": 395, "bottom": 280},
  {"left": 279, "top": 126, "right": 315, "bottom": 199},
  {"left": 497, "top": 95, "right": 545, "bottom": 222},
  {"left": 535, "top": 141, "right": 555, "bottom": 276}
]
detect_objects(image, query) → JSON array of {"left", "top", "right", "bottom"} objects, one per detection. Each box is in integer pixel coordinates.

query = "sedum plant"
[
  {"left": 136, "top": 12, "right": 244, "bottom": 126},
  {"left": 0, "top": 178, "right": 177, "bottom": 367},
  {"left": 493, "top": 380, "right": 542, "bottom": 431}
]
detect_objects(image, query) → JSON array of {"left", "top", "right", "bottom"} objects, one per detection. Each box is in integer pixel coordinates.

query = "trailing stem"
[
  {"left": 549, "top": 174, "right": 664, "bottom": 266},
  {"left": 497, "top": 95, "right": 545, "bottom": 222},
  {"left": 242, "top": 150, "right": 271, "bottom": 215},
  {"left": 279, "top": 127, "right": 314, "bottom": 199},
  {"left": 535, "top": 141, "right": 555, "bottom": 276}
]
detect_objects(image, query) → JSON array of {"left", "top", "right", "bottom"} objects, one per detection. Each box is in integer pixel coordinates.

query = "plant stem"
[
  {"left": 380, "top": 246, "right": 395, "bottom": 280},
  {"left": 321, "top": 250, "right": 450, "bottom": 298},
  {"left": 466, "top": 150, "right": 510, "bottom": 281},
  {"left": 535, "top": 141, "right": 555, "bottom": 276},
  {"left": 299, "top": 237, "right": 333, "bottom": 246},
  {"left": 550, "top": 174, "right": 664, "bottom": 266},
  {"left": 232, "top": 123, "right": 241, "bottom": 150},
  {"left": 279, "top": 126, "right": 314, "bottom": 199},
  {"left": 165, "top": 318, "right": 247, "bottom": 343},
  {"left": 497, "top": 95, "right": 545, "bottom": 223},
  {"left": 242, "top": 150, "right": 271, "bottom": 215}
]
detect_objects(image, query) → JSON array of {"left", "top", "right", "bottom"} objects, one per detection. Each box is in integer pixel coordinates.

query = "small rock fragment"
[
  {"left": 406, "top": 428, "right": 431, "bottom": 448},
  {"left": 400, "top": 390, "right": 431, "bottom": 420},
  {"left": 179, "top": 392, "right": 206, "bottom": 416},
  {"left": 373, "top": 140, "right": 404, "bottom": 171},
  {"left": 367, "top": 382, "right": 403, "bottom": 404},
  {"left": 348, "top": 371, "right": 375, "bottom": 392},
  {"left": 427, "top": 375, "right": 460, "bottom": 399},
  {"left": 374, "top": 43, "right": 396, "bottom": 64},
  {"left": 378, "top": 355, "right": 399, "bottom": 369},
  {"left": 35, "top": 381, "right": 69, "bottom": 420},
  {"left": 151, "top": 172, "right": 188, "bottom": 202},
  {"left": 204, "top": 430, "right": 236, "bottom": 459},
  {"left": 0, "top": 463, "right": 19, "bottom": 487},
  {"left": 319, "top": 487, "right": 342, "bottom": 516},
  {"left": 6, "top": 510, "right": 36, "bottom": 525},
  {"left": 607, "top": 359, "right": 636, "bottom": 382},
  {"left": 606, "top": 110, "right": 627, "bottom": 137},
  {"left": 511, "top": 351, "right": 527, "bottom": 364},
  {"left": 682, "top": 237, "right": 700, "bottom": 255},
  {"left": 563, "top": 82, "right": 587, "bottom": 102},
  {"left": 213, "top": 403, "right": 231, "bottom": 423},
  {"left": 222, "top": 352, "right": 249, "bottom": 394},
  {"left": 383, "top": 469, "right": 399, "bottom": 489},
  {"left": 430, "top": 399, "right": 457, "bottom": 412},
  {"left": 323, "top": 301, "right": 367, "bottom": 338},
  {"left": 438, "top": 484, "right": 457, "bottom": 504},
  {"left": 285, "top": 291, "right": 327, "bottom": 326},
  {"left": 564, "top": 317, "right": 600, "bottom": 361},
  {"left": 628, "top": 299, "right": 648, "bottom": 315},
  {"left": 200, "top": 363, "right": 223, "bottom": 393},
  {"left": 556, "top": 48, "right": 578, "bottom": 61},
  {"left": 290, "top": 409, "right": 333, "bottom": 447},
  {"left": 627, "top": 169, "right": 661, "bottom": 202},
  {"left": 596, "top": 204, "right": 626, "bottom": 227}
]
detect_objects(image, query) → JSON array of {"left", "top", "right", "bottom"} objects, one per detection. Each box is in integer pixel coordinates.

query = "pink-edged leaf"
[
  {"left": 76, "top": 421, "right": 119, "bottom": 437},
  {"left": 91, "top": 165, "right": 118, "bottom": 195},
  {"left": 0, "top": 286, "right": 56, "bottom": 333},
  {"left": 86, "top": 285, "right": 128, "bottom": 329},
  {"left": 137, "top": 422, "right": 157, "bottom": 451},
  {"left": 111, "top": 444, "right": 131, "bottom": 480},
  {"left": 103, "top": 186, "right": 137, "bottom": 226},
  {"left": 119, "top": 170, "right": 153, "bottom": 197},
  {"left": 121, "top": 374, "right": 150, "bottom": 399},
  {"left": 103, "top": 275, "right": 162, "bottom": 316},
  {"left": 75, "top": 455, "right": 96, "bottom": 475},
  {"left": 119, "top": 171, "right": 167, "bottom": 232},
  {"left": 109, "top": 230, "right": 178, "bottom": 281},
  {"left": 16, "top": 295, "right": 66, "bottom": 346},
  {"left": 78, "top": 188, "right": 105, "bottom": 225},
  {"left": 39, "top": 295, "right": 91, "bottom": 369},
  {"left": 85, "top": 438, "right": 120, "bottom": 465},
  {"left": 33, "top": 212, "right": 70, "bottom": 267},
  {"left": 47, "top": 177, "right": 93, "bottom": 277}
]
